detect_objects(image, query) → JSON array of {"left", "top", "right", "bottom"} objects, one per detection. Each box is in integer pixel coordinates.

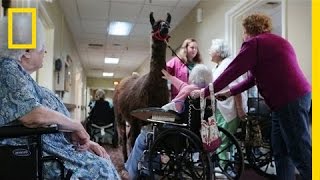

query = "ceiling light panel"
[
  {"left": 108, "top": 21, "right": 133, "bottom": 36},
  {"left": 104, "top": 57, "right": 119, "bottom": 64}
]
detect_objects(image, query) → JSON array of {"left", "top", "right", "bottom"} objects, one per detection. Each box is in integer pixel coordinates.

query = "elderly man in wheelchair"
[
  {"left": 0, "top": 15, "right": 119, "bottom": 179},
  {"left": 127, "top": 96, "right": 244, "bottom": 180}
]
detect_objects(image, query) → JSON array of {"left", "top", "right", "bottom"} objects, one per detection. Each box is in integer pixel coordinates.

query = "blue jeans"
[
  {"left": 125, "top": 129, "right": 148, "bottom": 180},
  {"left": 271, "top": 92, "right": 311, "bottom": 180}
]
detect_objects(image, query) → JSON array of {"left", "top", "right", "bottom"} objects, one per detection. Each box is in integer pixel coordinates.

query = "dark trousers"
[{"left": 271, "top": 92, "right": 311, "bottom": 180}]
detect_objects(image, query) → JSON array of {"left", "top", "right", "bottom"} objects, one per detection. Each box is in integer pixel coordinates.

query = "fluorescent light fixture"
[
  {"left": 104, "top": 57, "right": 119, "bottom": 64},
  {"left": 102, "top": 72, "right": 114, "bottom": 77},
  {"left": 108, "top": 21, "right": 133, "bottom": 36}
]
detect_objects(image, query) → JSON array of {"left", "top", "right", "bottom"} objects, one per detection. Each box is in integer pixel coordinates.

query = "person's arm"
[
  {"left": 230, "top": 74, "right": 255, "bottom": 95},
  {"left": 19, "top": 106, "right": 83, "bottom": 131},
  {"left": 166, "top": 57, "right": 174, "bottom": 75},
  {"left": 19, "top": 106, "right": 90, "bottom": 149},
  {"left": 162, "top": 69, "right": 187, "bottom": 91},
  {"left": 215, "top": 77, "right": 255, "bottom": 101},
  {"left": 234, "top": 94, "right": 246, "bottom": 118},
  {"left": 204, "top": 38, "right": 258, "bottom": 97}
]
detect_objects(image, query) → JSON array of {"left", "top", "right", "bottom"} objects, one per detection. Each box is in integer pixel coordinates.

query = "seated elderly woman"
[{"left": 0, "top": 15, "right": 120, "bottom": 179}]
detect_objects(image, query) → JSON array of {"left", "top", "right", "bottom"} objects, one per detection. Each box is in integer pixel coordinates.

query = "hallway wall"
[
  {"left": 287, "top": 1, "right": 311, "bottom": 83},
  {"left": 41, "top": 1, "right": 87, "bottom": 120}
]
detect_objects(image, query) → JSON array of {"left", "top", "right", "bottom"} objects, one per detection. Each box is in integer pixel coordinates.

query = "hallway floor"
[{"left": 104, "top": 144, "right": 277, "bottom": 180}]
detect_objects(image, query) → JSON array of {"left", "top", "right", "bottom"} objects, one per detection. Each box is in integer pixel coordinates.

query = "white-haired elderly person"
[
  {"left": 0, "top": 15, "right": 120, "bottom": 179},
  {"left": 161, "top": 64, "right": 212, "bottom": 113},
  {"left": 124, "top": 64, "right": 212, "bottom": 180},
  {"left": 208, "top": 39, "right": 248, "bottom": 173}
]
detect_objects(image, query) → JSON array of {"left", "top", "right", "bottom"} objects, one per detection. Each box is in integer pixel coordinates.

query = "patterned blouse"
[{"left": 0, "top": 58, "right": 120, "bottom": 180}]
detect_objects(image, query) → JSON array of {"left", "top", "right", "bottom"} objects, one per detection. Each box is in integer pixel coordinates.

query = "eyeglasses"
[{"left": 26, "top": 49, "right": 47, "bottom": 54}]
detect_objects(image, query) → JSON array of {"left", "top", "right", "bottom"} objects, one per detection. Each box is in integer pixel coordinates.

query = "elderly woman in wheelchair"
[
  {"left": 127, "top": 97, "right": 244, "bottom": 180},
  {"left": 0, "top": 15, "right": 119, "bottom": 179}
]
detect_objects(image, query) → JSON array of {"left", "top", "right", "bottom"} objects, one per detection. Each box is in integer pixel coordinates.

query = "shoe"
[
  {"left": 161, "top": 102, "right": 177, "bottom": 112},
  {"left": 214, "top": 167, "right": 227, "bottom": 179}
]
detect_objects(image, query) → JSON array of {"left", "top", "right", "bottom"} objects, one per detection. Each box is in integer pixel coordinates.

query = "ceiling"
[{"left": 57, "top": 0, "right": 201, "bottom": 79}]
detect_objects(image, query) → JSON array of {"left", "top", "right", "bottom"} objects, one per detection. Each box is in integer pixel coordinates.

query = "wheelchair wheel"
[
  {"left": 246, "top": 143, "right": 276, "bottom": 178},
  {"left": 147, "top": 127, "right": 212, "bottom": 180},
  {"left": 211, "top": 127, "right": 244, "bottom": 180},
  {"left": 246, "top": 117, "right": 276, "bottom": 178}
]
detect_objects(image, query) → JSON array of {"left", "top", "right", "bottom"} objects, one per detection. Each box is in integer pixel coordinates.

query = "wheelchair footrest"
[{"left": 131, "top": 107, "right": 181, "bottom": 122}]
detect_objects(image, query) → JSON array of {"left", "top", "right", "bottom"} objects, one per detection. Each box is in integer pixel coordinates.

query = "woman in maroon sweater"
[{"left": 192, "top": 13, "right": 311, "bottom": 180}]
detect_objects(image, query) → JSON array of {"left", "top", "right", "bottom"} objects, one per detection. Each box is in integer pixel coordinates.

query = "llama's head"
[{"left": 149, "top": 12, "right": 171, "bottom": 41}]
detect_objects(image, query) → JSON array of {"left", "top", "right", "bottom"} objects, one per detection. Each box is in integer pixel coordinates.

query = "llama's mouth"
[
  {"left": 152, "top": 30, "right": 170, "bottom": 41},
  {"left": 160, "top": 28, "right": 169, "bottom": 36}
]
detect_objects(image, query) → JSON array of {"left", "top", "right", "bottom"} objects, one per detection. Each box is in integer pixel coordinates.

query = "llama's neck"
[{"left": 149, "top": 40, "right": 167, "bottom": 78}]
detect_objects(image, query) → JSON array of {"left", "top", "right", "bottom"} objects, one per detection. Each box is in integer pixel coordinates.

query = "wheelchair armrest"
[{"left": 0, "top": 124, "right": 59, "bottom": 138}]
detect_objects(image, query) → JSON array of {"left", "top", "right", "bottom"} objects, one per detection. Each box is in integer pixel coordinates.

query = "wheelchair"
[
  {"left": 131, "top": 97, "right": 244, "bottom": 180},
  {"left": 234, "top": 97, "right": 276, "bottom": 178},
  {"left": 85, "top": 107, "right": 118, "bottom": 147},
  {"left": 0, "top": 124, "right": 71, "bottom": 180}
]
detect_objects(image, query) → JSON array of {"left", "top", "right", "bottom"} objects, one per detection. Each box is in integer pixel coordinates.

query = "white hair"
[
  {"left": 208, "top": 39, "right": 230, "bottom": 59},
  {"left": 0, "top": 14, "right": 45, "bottom": 61},
  {"left": 95, "top": 89, "right": 105, "bottom": 100},
  {"left": 188, "top": 64, "right": 212, "bottom": 88}
]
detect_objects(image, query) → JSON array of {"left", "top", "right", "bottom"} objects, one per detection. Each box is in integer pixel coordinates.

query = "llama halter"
[{"left": 152, "top": 29, "right": 170, "bottom": 41}]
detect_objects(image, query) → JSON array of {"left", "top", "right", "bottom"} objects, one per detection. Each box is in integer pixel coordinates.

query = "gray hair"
[
  {"left": 0, "top": 14, "right": 45, "bottom": 61},
  {"left": 95, "top": 89, "right": 105, "bottom": 100},
  {"left": 188, "top": 64, "right": 212, "bottom": 88},
  {"left": 208, "top": 39, "right": 230, "bottom": 59}
]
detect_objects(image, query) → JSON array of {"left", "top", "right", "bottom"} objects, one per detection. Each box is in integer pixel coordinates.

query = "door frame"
[{"left": 225, "top": 0, "right": 287, "bottom": 56}]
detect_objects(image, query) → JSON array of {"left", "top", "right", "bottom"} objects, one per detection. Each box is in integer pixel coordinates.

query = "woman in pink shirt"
[{"left": 166, "top": 38, "right": 202, "bottom": 100}]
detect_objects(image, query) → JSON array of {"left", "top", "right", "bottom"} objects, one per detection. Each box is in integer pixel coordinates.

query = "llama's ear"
[
  {"left": 166, "top": 13, "right": 171, "bottom": 24},
  {"left": 150, "top": 12, "right": 155, "bottom": 26}
]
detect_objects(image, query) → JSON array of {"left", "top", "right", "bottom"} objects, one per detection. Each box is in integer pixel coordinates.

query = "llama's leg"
[
  {"left": 129, "top": 120, "right": 141, "bottom": 149},
  {"left": 123, "top": 122, "right": 128, "bottom": 161},
  {"left": 118, "top": 115, "right": 128, "bottom": 161}
]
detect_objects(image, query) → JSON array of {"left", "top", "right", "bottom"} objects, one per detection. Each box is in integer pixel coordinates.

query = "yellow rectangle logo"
[{"left": 8, "top": 8, "right": 37, "bottom": 49}]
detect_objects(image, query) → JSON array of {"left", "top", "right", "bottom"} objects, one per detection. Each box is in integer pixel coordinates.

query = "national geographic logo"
[{"left": 7, "top": 8, "right": 37, "bottom": 49}]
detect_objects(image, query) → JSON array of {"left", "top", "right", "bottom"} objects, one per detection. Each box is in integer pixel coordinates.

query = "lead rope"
[{"left": 164, "top": 39, "right": 185, "bottom": 64}]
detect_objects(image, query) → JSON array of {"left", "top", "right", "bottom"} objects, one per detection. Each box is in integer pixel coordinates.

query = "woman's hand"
[
  {"left": 237, "top": 108, "right": 247, "bottom": 120},
  {"left": 71, "top": 124, "right": 91, "bottom": 151},
  {"left": 161, "top": 69, "right": 172, "bottom": 80},
  {"left": 88, "top": 141, "right": 110, "bottom": 159},
  {"left": 190, "top": 89, "right": 201, "bottom": 99},
  {"left": 215, "top": 89, "right": 232, "bottom": 101}
]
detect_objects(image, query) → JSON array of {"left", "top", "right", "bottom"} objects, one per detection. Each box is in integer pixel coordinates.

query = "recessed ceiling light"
[
  {"left": 108, "top": 21, "right": 133, "bottom": 36},
  {"left": 102, "top": 72, "right": 114, "bottom": 77},
  {"left": 104, "top": 57, "right": 119, "bottom": 64},
  {"left": 113, "top": 81, "right": 119, "bottom": 85}
]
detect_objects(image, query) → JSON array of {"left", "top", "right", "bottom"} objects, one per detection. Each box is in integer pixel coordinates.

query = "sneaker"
[{"left": 161, "top": 102, "right": 177, "bottom": 112}]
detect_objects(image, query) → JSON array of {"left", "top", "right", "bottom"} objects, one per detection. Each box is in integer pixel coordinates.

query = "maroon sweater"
[{"left": 204, "top": 33, "right": 311, "bottom": 110}]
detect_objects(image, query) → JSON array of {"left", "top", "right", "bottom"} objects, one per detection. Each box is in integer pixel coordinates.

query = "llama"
[{"left": 113, "top": 12, "right": 171, "bottom": 161}]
